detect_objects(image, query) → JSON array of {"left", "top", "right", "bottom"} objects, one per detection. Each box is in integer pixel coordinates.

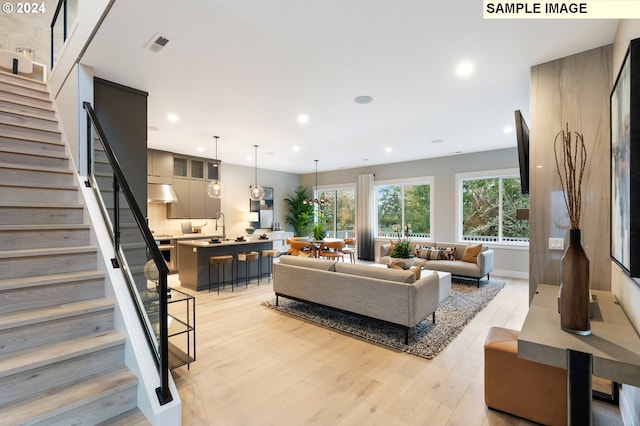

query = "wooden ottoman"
[{"left": 484, "top": 326, "right": 567, "bottom": 426}]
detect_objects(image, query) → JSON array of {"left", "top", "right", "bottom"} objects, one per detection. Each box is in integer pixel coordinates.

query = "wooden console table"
[{"left": 518, "top": 284, "right": 640, "bottom": 425}]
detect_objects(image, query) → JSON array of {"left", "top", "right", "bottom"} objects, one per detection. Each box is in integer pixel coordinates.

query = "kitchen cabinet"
[
  {"left": 168, "top": 178, "right": 190, "bottom": 218},
  {"left": 148, "top": 150, "right": 173, "bottom": 178},
  {"left": 173, "top": 157, "right": 188, "bottom": 177}
]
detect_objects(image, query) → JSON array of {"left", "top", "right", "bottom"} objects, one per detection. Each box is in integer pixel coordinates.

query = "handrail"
[
  {"left": 83, "top": 101, "right": 172, "bottom": 405},
  {"left": 50, "top": 0, "right": 66, "bottom": 69}
]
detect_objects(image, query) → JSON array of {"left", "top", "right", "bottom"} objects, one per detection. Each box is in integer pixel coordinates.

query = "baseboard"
[{"left": 491, "top": 269, "right": 529, "bottom": 280}]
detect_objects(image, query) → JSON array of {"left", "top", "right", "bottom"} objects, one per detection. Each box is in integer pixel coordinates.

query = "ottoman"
[{"left": 484, "top": 326, "right": 567, "bottom": 426}]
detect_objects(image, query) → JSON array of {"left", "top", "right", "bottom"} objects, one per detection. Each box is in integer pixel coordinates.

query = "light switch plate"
[{"left": 549, "top": 237, "right": 564, "bottom": 251}]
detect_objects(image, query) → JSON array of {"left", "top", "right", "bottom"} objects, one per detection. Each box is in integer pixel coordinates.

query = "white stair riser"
[
  {"left": 0, "top": 123, "right": 61, "bottom": 144},
  {"left": 0, "top": 167, "right": 74, "bottom": 187},
  {"left": 0, "top": 101, "right": 55, "bottom": 120},
  {"left": 0, "top": 345, "right": 124, "bottom": 407},
  {"left": 0, "top": 185, "right": 78, "bottom": 204},
  {"left": 0, "top": 206, "right": 84, "bottom": 225},
  {"left": 0, "top": 228, "right": 90, "bottom": 250},
  {"left": 0, "top": 150, "right": 69, "bottom": 168},
  {"left": 0, "top": 278, "right": 105, "bottom": 314},
  {"left": 0, "top": 251, "right": 97, "bottom": 279},
  {"left": 0, "top": 73, "right": 48, "bottom": 91},
  {"left": 0, "top": 82, "right": 50, "bottom": 100},
  {"left": 0, "top": 135, "right": 65, "bottom": 154},
  {"left": 0, "top": 91, "right": 52, "bottom": 110},
  {"left": 0, "top": 309, "right": 114, "bottom": 355},
  {"left": 0, "top": 111, "right": 59, "bottom": 133}
]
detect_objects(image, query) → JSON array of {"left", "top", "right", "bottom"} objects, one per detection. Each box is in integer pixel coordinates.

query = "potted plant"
[
  {"left": 390, "top": 237, "right": 413, "bottom": 259},
  {"left": 312, "top": 211, "right": 327, "bottom": 240},
  {"left": 284, "top": 186, "right": 314, "bottom": 237}
]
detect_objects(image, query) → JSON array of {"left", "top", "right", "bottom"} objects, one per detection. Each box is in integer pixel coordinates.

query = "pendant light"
[
  {"left": 249, "top": 144, "right": 264, "bottom": 201},
  {"left": 303, "top": 160, "right": 328, "bottom": 205},
  {"left": 207, "top": 136, "right": 222, "bottom": 198}
]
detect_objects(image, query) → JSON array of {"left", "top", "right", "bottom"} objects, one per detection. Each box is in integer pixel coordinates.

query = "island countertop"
[{"left": 177, "top": 238, "right": 277, "bottom": 291}]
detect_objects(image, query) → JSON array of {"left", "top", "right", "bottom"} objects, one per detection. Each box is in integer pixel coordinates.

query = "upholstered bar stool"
[
  {"left": 484, "top": 326, "right": 567, "bottom": 426},
  {"left": 209, "top": 255, "right": 234, "bottom": 294},
  {"left": 237, "top": 251, "right": 260, "bottom": 288},
  {"left": 261, "top": 249, "right": 280, "bottom": 282}
]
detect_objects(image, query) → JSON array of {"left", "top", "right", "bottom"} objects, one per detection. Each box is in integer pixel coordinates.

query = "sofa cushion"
[
  {"left": 335, "top": 262, "right": 416, "bottom": 283},
  {"left": 279, "top": 255, "right": 337, "bottom": 271},
  {"left": 462, "top": 243, "right": 483, "bottom": 263}
]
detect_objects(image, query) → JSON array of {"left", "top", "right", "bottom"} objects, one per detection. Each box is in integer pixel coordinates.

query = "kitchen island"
[{"left": 178, "top": 238, "right": 276, "bottom": 291}]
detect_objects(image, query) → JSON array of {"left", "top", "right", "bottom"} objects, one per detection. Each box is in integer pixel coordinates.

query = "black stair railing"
[{"left": 83, "top": 101, "right": 172, "bottom": 405}]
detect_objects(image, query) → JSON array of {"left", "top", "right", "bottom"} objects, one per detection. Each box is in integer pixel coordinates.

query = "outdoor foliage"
[
  {"left": 462, "top": 177, "right": 529, "bottom": 241},
  {"left": 318, "top": 189, "right": 355, "bottom": 237},
  {"left": 378, "top": 184, "right": 430, "bottom": 237}
]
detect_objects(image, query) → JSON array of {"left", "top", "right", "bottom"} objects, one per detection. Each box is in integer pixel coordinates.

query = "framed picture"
[{"left": 611, "top": 37, "right": 640, "bottom": 277}]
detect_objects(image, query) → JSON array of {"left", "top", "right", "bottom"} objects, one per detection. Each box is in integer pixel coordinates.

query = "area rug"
[{"left": 261, "top": 278, "right": 505, "bottom": 359}]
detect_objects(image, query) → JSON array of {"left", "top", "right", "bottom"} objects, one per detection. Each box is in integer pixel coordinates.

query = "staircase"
[{"left": 0, "top": 71, "right": 149, "bottom": 425}]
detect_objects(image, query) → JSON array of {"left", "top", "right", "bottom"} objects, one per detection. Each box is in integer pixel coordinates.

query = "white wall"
[
  {"left": 612, "top": 19, "right": 640, "bottom": 426},
  {"left": 299, "top": 148, "right": 529, "bottom": 277}
]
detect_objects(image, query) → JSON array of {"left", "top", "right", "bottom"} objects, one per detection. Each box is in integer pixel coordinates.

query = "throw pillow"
[
  {"left": 436, "top": 246, "right": 457, "bottom": 261},
  {"left": 461, "top": 243, "right": 483, "bottom": 263}
]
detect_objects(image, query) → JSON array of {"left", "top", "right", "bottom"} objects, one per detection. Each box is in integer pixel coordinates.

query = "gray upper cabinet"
[{"left": 150, "top": 150, "right": 221, "bottom": 219}]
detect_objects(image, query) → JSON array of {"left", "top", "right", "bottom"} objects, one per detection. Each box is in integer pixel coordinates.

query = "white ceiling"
[{"left": 78, "top": 2, "right": 617, "bottom": 174}]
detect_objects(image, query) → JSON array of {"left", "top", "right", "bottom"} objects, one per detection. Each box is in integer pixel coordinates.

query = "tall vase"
[{"left": 560, "top": 229, "right": 591, "bottom": 335}]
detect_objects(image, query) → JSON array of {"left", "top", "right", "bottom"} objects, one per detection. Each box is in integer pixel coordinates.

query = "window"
[
  {"left": 376, "top": 177, "right": 433, "bottom": 240},
  {"left": 316, "top": 187, "right": 356, "bottom": 238},
  {"left": 456, "top": 169, "right": 529, "bottom": 244}
]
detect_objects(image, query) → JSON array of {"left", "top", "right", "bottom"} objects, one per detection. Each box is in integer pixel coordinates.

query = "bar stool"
[
  {"left": 209, "top": 255, "right": 233, "bottom": 294},
  {"left": 261, "top": 249, "right": 280, "bottom": 282},
  {"left": 236, "top": 251, "right": 260, "bottom": 288}
]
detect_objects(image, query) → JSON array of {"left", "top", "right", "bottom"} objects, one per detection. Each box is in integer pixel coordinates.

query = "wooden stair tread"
[
  {"left": 98, "top": 408, "right": 150, "bottom": 426},
  {"left": 0, "top": 224, "right": 90, "bottom": 232},
  {"left": 0, "top": 181, "right": 77, "bottom": 190},
  {"left": 0, "top": 97, "right": 54, "bottom": 113},
  {"left": 0, "top": 200, "right": 83, "bottom": 208},
  {"left": 0, "top": 161, "right": 74, "bottom": 174},
  {"left": 0, "top": 85, "right": 51, "bottom": 102},
  {"left": 0, "top": 245, "right": 97, "bottom": 259},
  {"left": 0, "top": 368, "right": 137, "bottom": 424},
  {"left": 0, "top": 298, "right": 114, "bottom": 330},
  {"left": 0, "top": 330, "right": 124, "bottom": 378},
  {"left": 0, "top": 270, "right": 104, "bottom": 291},
  {"left": 0, "top": 109, "right": 58, "bottom": 124},
  {"left": 0, "top": 144, "right": 66, "bottom": 159},
  {"left": 0, "top": 70, "right": 48, "bottom": 89}
]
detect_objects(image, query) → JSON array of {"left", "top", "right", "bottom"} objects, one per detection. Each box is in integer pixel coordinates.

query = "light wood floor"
[{"left": 168, "top": 270, "right": 622, "bottom": 425}]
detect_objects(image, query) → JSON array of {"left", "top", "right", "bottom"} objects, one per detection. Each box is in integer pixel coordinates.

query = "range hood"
[{"left": 147, "top": 183, "right": 178, "bottom": 203}]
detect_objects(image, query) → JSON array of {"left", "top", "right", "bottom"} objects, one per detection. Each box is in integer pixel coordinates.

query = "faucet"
[{"left": 215, "top": 212, "right": 226, "bottom": 240}]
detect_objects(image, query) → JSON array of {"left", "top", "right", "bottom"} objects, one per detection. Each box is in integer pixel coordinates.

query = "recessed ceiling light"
[
  {"left": 196, "top": 147, "right": 204, "bottom": 153},
  {"left": 354, "top": 95, "right": 373, "bottom": 104},
  {"left": 385, "top": 147, "right": 392, "bottom": 153},
  {"left": 292, "top": 145, "right": 300, "bottom": 152},
  {"left": 431, "top": 139, "right": 444, "bottom": 144},
  {"left": 297, "top": 114, "right": 309, "bottom": 124},
  {"left": 456, "top": 61, "right": 474, "bottom": 78},
  {"left": 167, "top": 113, "right": 178, "bottom": 122},
  {"left": 504, "top": 126, "right": 513, "bottom": 133}
]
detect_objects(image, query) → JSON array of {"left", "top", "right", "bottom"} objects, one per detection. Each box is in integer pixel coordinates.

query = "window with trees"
[
  {"left": 376, "top": 177, "right": 433, "bottom": 240},
  {"left": 456, "top": 169, "right": 529, "bottom": 244},
  {"left": 316, "top": 187, "right": 356, "bottom": 238}
]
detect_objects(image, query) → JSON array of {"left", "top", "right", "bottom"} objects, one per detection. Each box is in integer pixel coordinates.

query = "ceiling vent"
[{"left": 146, "top": 33, "right": 170, "bottom": 53}]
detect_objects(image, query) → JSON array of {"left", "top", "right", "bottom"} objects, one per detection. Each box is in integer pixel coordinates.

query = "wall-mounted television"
[{"left": 514, "top": 110, "right": 530, "bottom": 195}]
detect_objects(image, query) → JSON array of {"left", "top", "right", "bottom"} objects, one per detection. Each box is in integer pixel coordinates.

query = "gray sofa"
[
  {"left": 379, "top": 241, "right": 494, "bottom": 286},
  {"left": 273, "top": 255, "right": 441, "bottom": 344}
]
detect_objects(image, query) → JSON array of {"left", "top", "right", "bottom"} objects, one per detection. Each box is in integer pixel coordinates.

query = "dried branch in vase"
[{"left": 554, "top": 123, "right": 587, "bottom": 230}]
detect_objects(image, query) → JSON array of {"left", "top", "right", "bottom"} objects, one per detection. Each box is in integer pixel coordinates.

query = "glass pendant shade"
[
  {"left": 207, "top": 180, "right": 221, "bottom": 198},
  {"left": 304, "top": 160, "right": 328, "bottom": 205},
  {"left": 249, "top": 144, "right": 263, "bottom": 200},
  {"left": 208, "top": 136, "right": 223, "bottom": 199}
]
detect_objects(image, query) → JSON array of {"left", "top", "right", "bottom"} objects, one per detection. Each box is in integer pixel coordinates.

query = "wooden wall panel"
[{"left": 529, "top": 45, "right": 613, "bottom": 301}]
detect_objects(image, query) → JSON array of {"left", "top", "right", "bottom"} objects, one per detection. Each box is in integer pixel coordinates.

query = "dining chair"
[
  {"left": 342, "top": 237, "right": 356, "bottom": 263},
  {"left": 318, "top": 240, "right": 345, "bottom": 261},
  {"left": 289, "top": 240, "right": 316, "bottom": 257}
]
